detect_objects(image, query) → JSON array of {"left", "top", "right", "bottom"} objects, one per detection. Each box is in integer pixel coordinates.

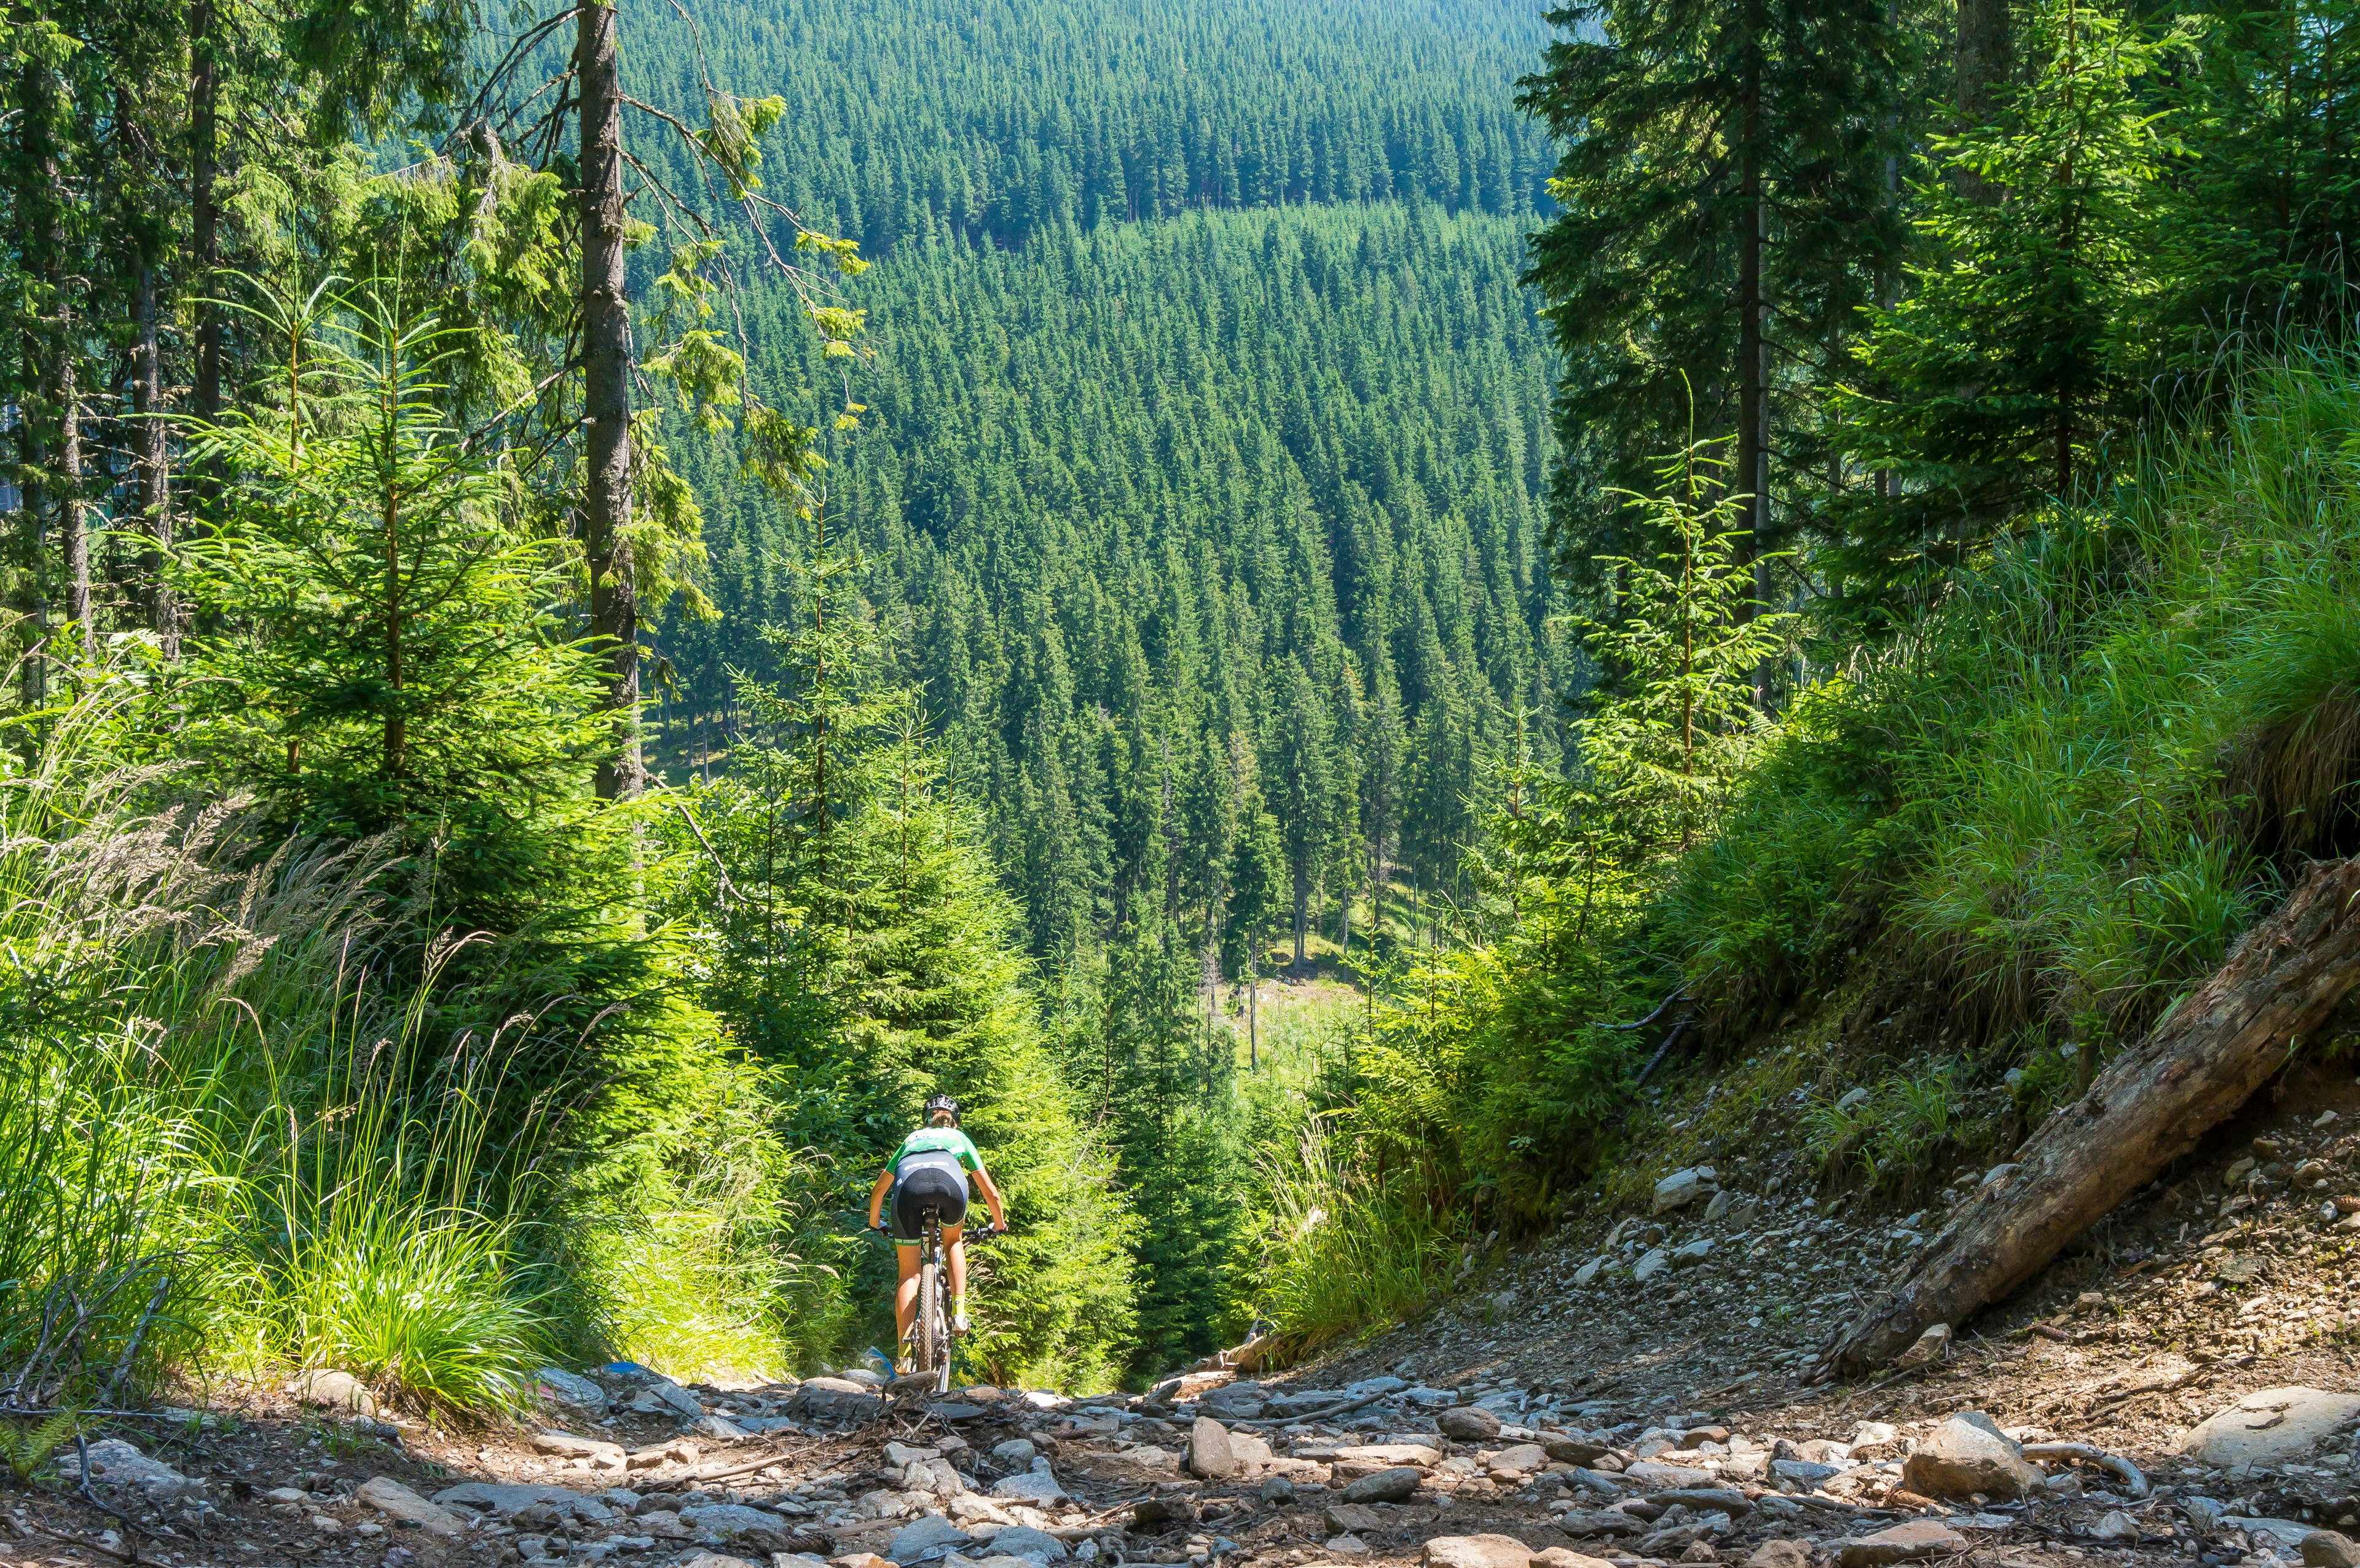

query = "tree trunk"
[
  {"left": 1954, "top": 0, "right": 2015, "bottom": 202},
  {"left": 579, "top": 0, "right": 641, "bottom": 799},
  {"left": 190, "top": 0, "right": 222, "bottom": 437},
  {"left": 1736, "top": 1, "right": 1769, "bottom": 708},
  {"left": 57, "top": 305, "right": 87, "bottom": 642},
  {"left": 1812, "top": 856, "right": 2360, "bottom": 1381},
  {"left": 135, "top": 254, "right": 177, "bottom": 656},
  {"left": 1292, "top": 867, "right": 1308, "bottom": 966}
]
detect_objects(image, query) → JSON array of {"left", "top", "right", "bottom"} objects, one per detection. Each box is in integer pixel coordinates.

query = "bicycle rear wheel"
[{"left": 915, "top": 1251, "right": 945, "bottom": 1381}]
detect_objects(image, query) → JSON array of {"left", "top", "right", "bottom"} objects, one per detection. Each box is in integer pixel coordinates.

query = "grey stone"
[
  {"left": 1631, "top": 1248, "right": 1671, "bottom": 1283},
  {"left": 795, "top": 1376, "right": 886, "bottom": 1421},
  {"left": 1438, "top": 1406, "right": 1502, "bottom": 1442},
  {"left": 287, "top": 1368, "right": 381, "bottom": 1418},
  {"left": 1670, "top": 1241, "right": 1713, "bottom": 1269},
  {"left": 1770, "top": 1459, "right": 1842, "bottom": 1487},
  {"left": 1543, "top": 1437, "right": 1610, "bottom": 1466},
  {"left": 1339, "top": 1466, "right": 1422, "bottom": 1503},
  {"left": 890, "top": 1515, "right": 975, "bottom": 1563},
  {"left": 1573, "top": 1256, "right": 1609, "bottom": 1287},
  {"left": 1894, "top": 1324, "right": 1951, "bottom": 1370},
  {"left": 648, "top": 1379, "right": 706, "bottom": 1419},
  {"left": 1422, "top": 1534, "right": 1536, "bottom": 1568},
  {"left": 1651, "top": 1489, "right": 1752, "bottom": 1518},
  {"left": 2181, "top": 1389, "right": 2360, "bottom": 1469},
  {"left": 1900, "top": 1412, "right": 2043, "bottom": 1501},
  {"left": 533, "top": 1368, "right": 611, "bottom": 1420},
  {"left": 1702, "top": 1192, "right": 1733, "bottom": 1223},
  {"left": 597, "top": 1489, "right": 643, "bottom": 1513},
  {"left": 1345, "top": 1376, "right": 1408, "bottom": 1398},
  {"left": 990, "top": 1438, "right": 1037, "bottom": 1466},
  {"left": 1836, "top": 1523, "right": 1966, "bottom": 1568},
  {"left": 1653, "top": 1167, "right": 1718, "bottom": 1215},
  {"left": 1189, "top": 1416, "right": 1238, "bottom": 1479},
  {"left": 680, "top": 1554, "right": 762, "bottom": 1568},
  {"left": 1484, "top": 1445, "right": 1548, "bottom": 1477},
  {"left": 2228, "top": 1519, "right": 2319, "bottom": 1551},
  {"left": 980, "top": 1526, "right": 1069, "bottom": 1561},
  {"left": 1835, "top": 1088, "right": 1870, "bottom": 1113},
  {"left": 1744, "top": 1543, "right": 1813, "bottom": 1568},
  {"left": 1260, "top": 1476, "right": 1295, "bottom": 1504},
  {"left": 680, "top": 1503, "right": 795, "bottom": 1553},
  {"left": 988, "top": 1473, "right": 1067, "bottom": 1505},
  {"left": 690, "top": 1413, "right": 747, "bottom": 1441},
  {"left": 355, "top": 1478, "right": 465, "bottom": 1537},
  {"left": 77, "top": 1440, "right": 205, "bottom": 1503},
  {"left": 887, "top": 1442, "right": 943, "bottom": 1469},
  {"left": 532, "top": 1429, "right": 626, "bottom": 1464}
]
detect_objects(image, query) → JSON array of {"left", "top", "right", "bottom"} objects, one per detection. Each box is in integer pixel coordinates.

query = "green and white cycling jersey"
[{"left": 892, "top": 1125, "right": 983, "bottom": 1187}]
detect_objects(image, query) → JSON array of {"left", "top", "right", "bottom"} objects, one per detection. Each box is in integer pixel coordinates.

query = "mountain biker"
[{"left": 866, "top": 1093, "right": 1007, "bottom": 1357}]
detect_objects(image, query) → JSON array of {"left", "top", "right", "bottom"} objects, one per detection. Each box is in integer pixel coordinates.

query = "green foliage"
[
  {"left": 632, "top": 0, "right": 1556, "bottom": 256},
  {"left": 176, "top": 282, "right": 603, "bottom": 841},
  {"left": 662, "top": 539, "right": 1141, "bottom": 1386},
  {"left": 659, "top": 203, "right": 1569, "bottom": 966},
  {"left": 1670, "top": 357, "right": 2360, "bottom": 1059},
  {"left": 1579, "top": 438, "right": 1795, "bottom": 855},
  {"left": 1240, "top": 1117, "right": 1455, "bottom": 1356},
  {"left": 1517, "top": 0, "right": 1915, "bottom": 592},
  {"left": 1836, "top": 0, "right": 2196, "bottom": 594},
  {"left": 0, "top": 1410, "right": 79, "bottom": 1483}
]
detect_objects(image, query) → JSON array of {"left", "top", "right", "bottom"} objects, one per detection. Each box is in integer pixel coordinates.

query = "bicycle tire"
[{"left": 916, "top": 1252, "right": 944, "bottom": 1380}]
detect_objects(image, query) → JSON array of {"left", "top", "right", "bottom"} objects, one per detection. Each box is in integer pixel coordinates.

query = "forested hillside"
[
  {"left": 631, "top": 0, "right": 1557, "bottom": 253},
  {"left": 662, "top": 202, "right": 1570, "bottom": 964}
]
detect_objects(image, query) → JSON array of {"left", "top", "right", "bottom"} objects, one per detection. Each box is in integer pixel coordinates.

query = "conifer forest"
[{"left": 5, "top": 0, "right": 2360, "bottom": 1425}]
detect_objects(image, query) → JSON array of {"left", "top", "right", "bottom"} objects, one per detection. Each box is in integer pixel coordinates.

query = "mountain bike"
[{"left": 880, "top": 1212, "right": 1001, "bottom": 1394}]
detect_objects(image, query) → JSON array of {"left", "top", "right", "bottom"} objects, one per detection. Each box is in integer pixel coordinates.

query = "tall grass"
[
  {"left": 1243, "top": 1117, "right": 1456, "bottom": 1357},
  {"left": 1666, "top": 356, "right": 2360, "bottom": 1060},
  {"left": 0, "top": 672, "right": 823, "bottom": 1413}
]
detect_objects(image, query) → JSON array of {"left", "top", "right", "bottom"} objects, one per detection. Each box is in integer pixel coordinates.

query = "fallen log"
[{"left": 1811, "top": 855, "right": 2360, "bottom": 1381}]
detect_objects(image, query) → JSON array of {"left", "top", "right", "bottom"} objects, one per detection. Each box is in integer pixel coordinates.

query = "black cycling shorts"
[{"left": 892, "top": 1164, "right": 968, "bottom": 1242}]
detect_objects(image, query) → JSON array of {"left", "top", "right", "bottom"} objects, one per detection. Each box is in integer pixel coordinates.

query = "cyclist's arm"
[
  {"left": 866, "top": 1163, "right": 895, "bottom": 1229},
  {"left": 972, "top": 1161, "right": 1008, "bottom": 1231}
]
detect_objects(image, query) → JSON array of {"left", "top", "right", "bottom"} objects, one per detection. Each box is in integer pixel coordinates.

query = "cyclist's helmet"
[{"left": 924, "top": 1093, "right": 962, "bottom": 1126}]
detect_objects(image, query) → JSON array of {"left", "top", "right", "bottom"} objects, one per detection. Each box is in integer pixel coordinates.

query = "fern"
[{"left": 0, "top": 1409, "right": 81, "bottom": 1483}]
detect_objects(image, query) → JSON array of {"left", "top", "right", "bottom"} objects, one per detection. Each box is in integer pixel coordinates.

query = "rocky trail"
[{"left": 9, "top": 1067, "right": 2360, "bottom": 1568}]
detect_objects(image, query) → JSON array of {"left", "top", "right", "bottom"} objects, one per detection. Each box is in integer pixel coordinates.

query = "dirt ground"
[{"left": 6, "top": 1060, "right": 2356, "bottom": 1568}]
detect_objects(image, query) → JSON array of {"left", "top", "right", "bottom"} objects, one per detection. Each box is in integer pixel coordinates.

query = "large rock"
[
  {"left": 1200, "top": 1381, "right": 1267, "bottom": 1419},
  {"left": 2181, "top": 1388, "right": 2360, "bottom": 1470},
  {"left": 989, "top": 1472, "right": 1068, "bottom": 1505},
  {"left": 1325, "top": 1504, "right": 1390, "bottom": 1534},
  {"left": 533, "top": 1368, "right": 610, "bottom": 1419},
  {"left": 532, "top": 1429, "right": 626, "bottom": 1465},
  {"left": 1836, "top": 1522, "right": 1967, "bottom": 1568},
  {"left": 356, "top": 1477, "right": 466, "bottom": 1538},
  {"left": 891, "top": 1516, "right": 976, "bottom": 1563},
  {"left": 1484, "top": 1444, "right": 1548, "bottom": 1478},
  {"left": 1533, "top": 1552, "right": 1616, "bottom": 1568},
  {"left": 682, "top": 1503, "right": 794, "bottom": 1553},
  {"left": 1189, "top": 1416, "right": 1238, "bottom": 1478},
  {"left": 286, "top": 1368, "right": 380, "bottom": 1417},
  {"left": 1900, "top": 1413, "right": 2043, "bottom": 1501},
  {"left": 978, "top": 1526, "right": 1069, "bottom": 1562},
  {"left": 1651, "top": 1488, "right": 1753, "bottom": 1517},
  {"left": 1744, "top": 1543, "right": 1814, "bottom": 1568},
  {"left": 77, "top": 1440, "right": 205, "bottom": 1503},
  {"left": 1438, "top": 1406, "right": 1502, "bottom": 1442},
  {"left": 1652, "top": 1167, "right": 1718, "bottom": 1214},
  {"left": 1631, "top": 1249, "right": 1672, "bottom": 1283},
  {"left": 1423, "top": 1535, "right": 1536, "bottom": 1568},
  {"left": 1339, "top": 1466, "right": 1423, "bottom": 1503},
  {"left": 2302, "top": 1532, "right": 2360, "bottom": 1568},
  {"left": 1624, "top": 1462, "right": 1715, "bottom": 1489},
  {"left": 795, "top": 1376, "right": 886, "bottom": 1423},
  {"left": 1543, "top": 1436, "right": 1610, "bottom": 1466}
]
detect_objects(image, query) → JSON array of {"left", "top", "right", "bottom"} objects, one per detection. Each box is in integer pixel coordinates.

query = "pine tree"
[{"left": 1831, "top": 0, "right": 2192, "bottom": 600}]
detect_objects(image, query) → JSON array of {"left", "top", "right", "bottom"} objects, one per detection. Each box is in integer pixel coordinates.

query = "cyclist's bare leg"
[
  {"left": 942, "top": 1222, "right": 966, "bottom": 1303},
  {"left": 894, "top": 1242, "right": 921, "bottom": 1347}
]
